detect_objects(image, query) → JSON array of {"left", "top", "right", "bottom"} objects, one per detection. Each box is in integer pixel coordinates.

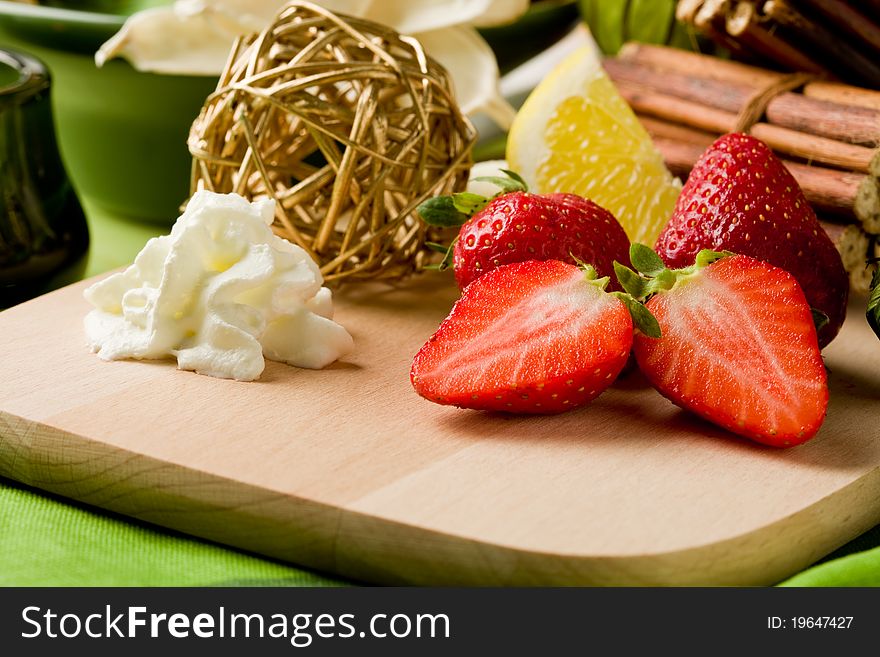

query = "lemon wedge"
[{"left": 507, "top": 45, "right": 681, "bottom": 245}]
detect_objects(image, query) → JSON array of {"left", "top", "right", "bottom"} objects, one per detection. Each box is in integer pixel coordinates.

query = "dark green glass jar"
[{"left": 0, "top": 48, "right": 88, "bottom": 307}]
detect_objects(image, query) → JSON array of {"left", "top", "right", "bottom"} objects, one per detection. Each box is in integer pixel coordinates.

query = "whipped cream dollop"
[{"left": 84, "top": 191, "right": 353, "bottom": 381}]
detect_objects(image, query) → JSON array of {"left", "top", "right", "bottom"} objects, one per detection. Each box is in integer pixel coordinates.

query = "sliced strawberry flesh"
[
  {"left": 634, "top": 255, "right": 828, "bottom": 446},
  {"left": 412, "top": 260, "right": 633, "bottom": 414}
]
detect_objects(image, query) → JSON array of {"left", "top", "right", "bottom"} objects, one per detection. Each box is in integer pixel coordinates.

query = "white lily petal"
[
  {"left": 95, "top": 1, "right": 376, "bottom": 73},
  {"left": 96, "top": 1, "right": 516, "bottom": 128},
  {"left": 363, "top": 0, "right": 528, "bottom": 34},
  {"left": 417, "top": 25, "right": 515, "bottom": 128},
  {"left": 95, "top": 6, "right": 243, "bottom": 74},
  {"left": 468, "top": 0, "right": 531, "bottom": 27}
]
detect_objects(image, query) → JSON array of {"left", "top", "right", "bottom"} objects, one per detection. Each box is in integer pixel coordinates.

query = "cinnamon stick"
[
  {"left": 637, "top": 116, "right": 715, "bottom": 148},
  {"left": 762, "top": 0, "right": 880, "bottom": 87},
  {"left": 796, "top": 0, "right": 880, "bottom": 53},
  {"left": 603, "top": 57, "right": 880, "bottom": 146},
  {"left": 726, "top": 3, "right": 830, "bottom": 76},
  {"left": 619, "top": 42, "right": 880, "bottom": 113},
  {"left": 618, "top": 43, "right": 780, "bottom": 87},
  {"left": 802, "top": 82, "right": 880, "bottom": 112},
  {"left": 866, "top": 0, "right": 880, "bottom": 22},
  {"left": 616, "top": 83, "right": 876, "bottom": 172}
]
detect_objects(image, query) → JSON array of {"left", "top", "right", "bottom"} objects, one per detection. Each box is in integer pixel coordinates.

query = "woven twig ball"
[{"left": 188, "top": 1, "right": 476, "bottom": 282}]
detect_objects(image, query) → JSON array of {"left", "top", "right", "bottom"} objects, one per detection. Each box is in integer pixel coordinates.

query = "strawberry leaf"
[
  {"left": 423, "top": 239, "right": 457, "bottom": 272},
  {"left": 868, "top": 258, "right": 880, "bottom": 340},
  {"left": 612, "top": 291, "right": 661, "bottom": 339},
  {"left": 629, "top": 243, "right": 666, "bottom": 277},
  {"left": 452, "top": 192, "right": 491, "bottom": 217},
  {"left": 472, "top": 174, "right": 528, "bottom": 194},
  {"left": 500, "top": 169, "right": 529, "bottom": 191},
  {"left": 418, "top": 196, "right": 470, "bottom": 227},
  {"left": 613, "top": 261, "right": 648, "bottom": 300}
]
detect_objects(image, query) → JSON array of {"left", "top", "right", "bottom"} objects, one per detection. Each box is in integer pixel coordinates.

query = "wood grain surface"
[{"left": 1, "top": 274, "right": 879, "bottom": 585}]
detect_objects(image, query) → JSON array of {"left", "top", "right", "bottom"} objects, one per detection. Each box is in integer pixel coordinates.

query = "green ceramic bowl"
[{"left": 0, "top": 1, "right": 217, "bottom": 223}]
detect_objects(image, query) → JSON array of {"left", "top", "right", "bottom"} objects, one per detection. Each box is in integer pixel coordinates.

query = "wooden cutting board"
[{"left": 1, "top": 273, "right": 879, "bottom": 586}]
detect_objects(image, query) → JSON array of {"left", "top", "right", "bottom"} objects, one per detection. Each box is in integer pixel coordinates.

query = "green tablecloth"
[{"left": 1, "top": 200, "right": 878, "bottom": 587}]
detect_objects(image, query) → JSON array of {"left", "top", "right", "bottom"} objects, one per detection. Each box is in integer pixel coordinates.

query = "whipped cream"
[{"left": 84, "top": 191, "right": 353, "bottom": 381}]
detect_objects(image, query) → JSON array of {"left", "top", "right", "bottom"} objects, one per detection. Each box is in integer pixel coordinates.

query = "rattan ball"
[{"left": 188, "top": 1, "right": 476, "bottom": 283}]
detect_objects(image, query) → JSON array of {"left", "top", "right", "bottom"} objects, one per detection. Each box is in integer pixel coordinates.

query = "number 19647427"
[{"left": 768, "top": 616, "right": 854, "bottom": 629}]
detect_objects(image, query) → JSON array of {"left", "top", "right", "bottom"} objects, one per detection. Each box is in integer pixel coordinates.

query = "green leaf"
[
  {"left": 472, "top": 175, "right": 527, "bottom": 195},
  {"left": 811, "top": 308, "right": 830, "bottom": 334},
  {"left": 612, "top": 292, "right": 662, "bottom": 338},
  {"left": 451, "top": 192, "right": 490, "bottom": 217},
  {"left": 417, "top": 196, "right": 469, "bottom": 227},
  {"left": 868, "top": 259, "right": 880, "bottom": 340},
  {"left": 629, "top": 243, "right": 666, "bottom": 277},
  {"left": 613, "top": 261, "right": 648, "bottom": 300},
  {"left": 425, "top": 237, "right": 457, "bottom": 272},
  {"left": 500, "top": 169, "right": 529, "bottom": 191}
]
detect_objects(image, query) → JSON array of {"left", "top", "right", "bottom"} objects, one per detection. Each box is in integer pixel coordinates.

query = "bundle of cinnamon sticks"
[
  {"left": 603, "top": 43, "right": 880, "bottom": 294},
  {"left": 677, "top": 1, "right": 880, "bottom": 89}
]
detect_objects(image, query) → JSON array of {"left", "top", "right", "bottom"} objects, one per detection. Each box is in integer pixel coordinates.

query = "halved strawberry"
[
  {"left": 620, "top": 246, "right": 828, "bottom": 447},
  {"left": 410, "top": 260, "right": 634, "bottom": 414}
]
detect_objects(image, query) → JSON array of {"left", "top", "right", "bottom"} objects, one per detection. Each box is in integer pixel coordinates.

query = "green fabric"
[
  {"left": 0, "top": 477, "right": 342, "bottom": 587},
  {"left": 1, "top": 199, "right": 878, "bottom": 586},
  {"left": 779, "top": 525, "right": 880, "bottom": 587}
]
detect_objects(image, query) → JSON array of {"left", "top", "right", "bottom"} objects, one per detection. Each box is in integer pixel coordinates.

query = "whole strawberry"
[
  {"left": 617, "top": 245, "right": 828, "bottom": 447},
  {"left": 418, "top": 171, "right": 631, "bottom": 290},
  {"left": 654, "top": 133, "right": 848, "bottom": 347},
  {"left": 411, "top": 260, "right": 644, "bottom": 414}
]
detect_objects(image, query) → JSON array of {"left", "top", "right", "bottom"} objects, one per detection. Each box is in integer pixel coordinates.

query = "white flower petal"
[
  {"left": 417, "top": 25, "right": 515, "bottom": 128},
  {"left": 468, "top": 0, "right": 531, "bottom": 27},
  {"left": 364, "top": 0, "right": 528, "bottom": 34},
  {"left": 96, "top": 1, "right": 516, "bottom": 128}
]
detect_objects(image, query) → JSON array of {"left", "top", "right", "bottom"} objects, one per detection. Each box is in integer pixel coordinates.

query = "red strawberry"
[
  {"left": 411, "top": 260, "right": 634, "bottom": 414},
  {"left": 452, "top": 191, "right": 631, "bottom": 290},
  {"left": 418, "top": 172, "right": 630, "bottom": 291},
  {"left": 623, "top": 249, "right": 828, "bottom": 447},
  {"left": 654, "top": 133, "right": 848, "bottom": 347}
]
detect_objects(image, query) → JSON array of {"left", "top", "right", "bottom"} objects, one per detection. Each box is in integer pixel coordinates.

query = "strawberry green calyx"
[
  {"left": 574, "top": 252, "right": 657, "bottom": 336},
  {"left": 612, "top": 291, "right": 661, "bottom": 339},
  {"left": 417, "top": 169, "right": 528, "bottom": 228},
  {"left": 611, "top": 244, "right": 731, "bottom": 339},
  {"left": 578, "top": 262, "right": 611, "bottom": 292},
  {"left": 424, "top": 239, "right": 457, "bottom": 271},
  {"left": 615, "top": 244, "right": 731, "bottom": 301}
]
